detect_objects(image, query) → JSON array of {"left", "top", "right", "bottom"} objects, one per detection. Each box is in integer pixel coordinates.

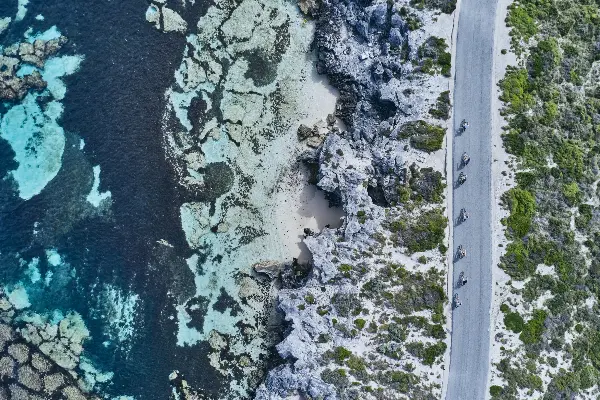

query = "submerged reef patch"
[
  {"left": 151, "top": 0, "right": 338, "bottom": 396},
  {"left": 0, "top": 26, "right": 80, "bottom": 200}
]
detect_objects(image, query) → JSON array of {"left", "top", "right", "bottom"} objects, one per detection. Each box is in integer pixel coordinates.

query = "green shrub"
[
  {"left": 489, "top": 385, "right": 503, "bottom": 396},
  {"left": 357, "top": 210, "right": 367, "bottom": 224},
  {"left": 429, "top": 91, "right": 451, "bottom": 120},
  {"left": 392, "top": 209, "right": 447, "bottom": 253},
  {"left": 423, "top": 341, "right": 447, "bottom": 365},
  {"left": 531, "top": 38, "right": 561, "bottom": 78},
  {"left": 562, "top": 182, "right": 580, "bottom": 205},
  {"left": 418, "top": 255, "right": 427, "bottom": 264},
  {"left": 504, "top": 188, "right": 536, "bottom": 237},
  {"left": 575, "top": 204, "right": 593, "bottom": 229},
  {"left": 399, "top": 120, "right": 446, "bottom": 152},
  {"left": 502, "top": 239, "right": 534, "bottom": 279},
  {"left": 354, "top": 318, "right": 366, "bottom": 330},
  {"left": 410, "top": 0, "right": 456, "bottom": 13},
  {"left": 417, "top": 37, "right": 451, "bottom": 76},
  {"left": 520, "top": 309, "right": 547, "bottom": 344},
  {"left": 305, "top": 294, "right": 316, "bottom": 304},
  {"left": 500, "top": 303, "right": 510, "bottom": 313},
  {"left": 504, "top": 311, "right": 525, "bottom": 333},
  {"left": 333, "top": 346, "right": 352, "bottom": 363},
  {"left": 499, "top": 67, "right": 534, "bottom": 114},
  {"left": 346, "top": 355, "right": 367, "bottom": 380},
  {"left": 555, "top": 141, "right": 584, "bottom": 178},
  {"left": 321, "top": 368, "right": 349, "bottom": 388},
  {"left": 506, "top": 3, "right": 538, "bottom": 43}
]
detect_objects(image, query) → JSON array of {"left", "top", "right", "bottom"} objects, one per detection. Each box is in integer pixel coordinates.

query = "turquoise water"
[{"left": 0, "top": 0, "right": 331, "bottom": 397}]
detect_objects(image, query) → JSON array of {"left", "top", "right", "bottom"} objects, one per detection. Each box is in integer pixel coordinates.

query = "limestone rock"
[{"left": 253, "top": 260, "right": 283, "bottom": 279}]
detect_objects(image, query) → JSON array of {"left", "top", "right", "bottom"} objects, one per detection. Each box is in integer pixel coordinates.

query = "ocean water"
[{"left": 0, "top": 0, "right": 331, "bottom": 398}]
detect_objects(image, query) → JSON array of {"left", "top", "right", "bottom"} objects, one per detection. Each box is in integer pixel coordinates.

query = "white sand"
[
  {"left": 271, "top": 50, "right": 343, "bottom": 263},
  {"left": 274, "top": 164, "right": 345, "bottom": 263},
  {"left": 486, "top": 0, "right": 518, "bottom": 396}
]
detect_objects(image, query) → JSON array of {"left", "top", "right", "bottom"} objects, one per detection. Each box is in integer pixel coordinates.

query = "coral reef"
[
  {"left": 0, "top": 34, "right": 67, "bottom": 101},
  {"left": 0, "top": 289, "right": 100, "bottom": 399}
]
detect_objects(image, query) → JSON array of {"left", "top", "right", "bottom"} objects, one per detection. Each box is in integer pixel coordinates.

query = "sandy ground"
[
  {"left": 274, "top": 164, "right": 345, "bottom": 263},
  {"left": 486, "top": 0, "right": 518, "bottom": 395},
  {"left": 272, "top": 53, "right": 343, "bottom": 263}
]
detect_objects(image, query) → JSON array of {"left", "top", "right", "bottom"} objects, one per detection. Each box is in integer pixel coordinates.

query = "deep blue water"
[{"left": 0, "top": 1, "right": 226, "bottom": 397}]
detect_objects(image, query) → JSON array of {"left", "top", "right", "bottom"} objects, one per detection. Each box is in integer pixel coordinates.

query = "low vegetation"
[
  {"left": 388, "top": 208, "right": 447, "bottom": 253},
  {"left": 494, "top": 0, "right": 600, "bottom": 396},
  {"left": 417, "top": 36, "right": 452, "bottom": 76},
  {"left": 399, "top": 120, "right": 446, "bottom": 152}
]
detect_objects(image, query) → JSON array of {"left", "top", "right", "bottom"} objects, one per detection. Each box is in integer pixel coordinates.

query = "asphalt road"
[{"left": 446, "top": 0, "right": 498, "bottom": 398}]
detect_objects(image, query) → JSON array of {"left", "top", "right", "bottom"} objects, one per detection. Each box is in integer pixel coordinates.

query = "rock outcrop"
[
  {"left": 257, "top": 0, "right": 454, "bottom": 398},
  {"left": 0, "top": 289, "right": 100, "bottom": 399},
  {"left": 0, "top": 36, "right": 68, "bottom": 101}
]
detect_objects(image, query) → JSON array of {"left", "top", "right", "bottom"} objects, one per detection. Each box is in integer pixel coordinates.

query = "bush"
[
  {"left": 506, "top": 3, "right": 537, "bottom": 43},
  {"left": 555, "top": 141, "right": 584, "bottom": 178},
  {"left": 520, "top": 309, "right": 547, "bottom": 344},
  {"left": 429, "top": 90, "right": 451, "bottom": 120},
  {"left": 502, "top": 239, "right": 534, "bottom": 279},
  {"left": 504, "top": 188, "right": 536, "bottom": 237},
  {"left": 504, "top": 311, "right": 525, "bottom": 333},
  {"left": 489, "top": 385, "right": 503, "bottom": 396},
  {"left": 418, "top": 37, "right": 452, "bottom": 76},
  {"left": 411, "top": 0, "right": 456, "bottom": 13},
  {"left": 575, "top": 204, "right": 593, "bottom": 229},
  {"left": 399, "top": 120, "right": 446, "bottom": 152},
  {"left": 392, "top": 209, "right": 447, "bottom": 253},
  {"left": 321, "top": 368, "right": 349, "bottom": 388},
  {"left": 562, "top": 182, "right": 580, "bottom": 205},
  {"left": 499, "top": 67, "right": 534, "bottom": 114},
  {"left": 333, "top": 346, "right": 352, "bottom": 363},
  {"left": 356, "top": 210, "right": 367, "bottom": 224},
  {"left": 354, "top": 318, "right": 366, "bottom": 330},
  {"left": 423, "top": 341, "right": 447, "bottom": 365},
  {"left": 500, "top": 303, "right": 510, "bottom": 313},
  {"left": 305, "top": 294, "right": 316, "bottom": 304}
]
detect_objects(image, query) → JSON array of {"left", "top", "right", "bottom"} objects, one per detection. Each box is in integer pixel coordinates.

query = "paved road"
[{"left": 446, "top": 0, "right": 497, "bottom": 398}]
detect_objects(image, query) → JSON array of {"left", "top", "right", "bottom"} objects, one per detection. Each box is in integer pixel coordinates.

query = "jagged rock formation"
[
  {"left": 257, "top": 0, "right": 454, "bottom": 398},
  {"left": 0, "top": 35, "right": 68, "bottom": 101}
]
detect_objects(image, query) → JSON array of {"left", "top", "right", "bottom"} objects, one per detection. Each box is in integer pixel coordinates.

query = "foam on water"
[
  {"left": 79, "top": 356, "right": 115, "bottom": 391},
  {"left": 93, "top": 284, "right": 140, "bottom": 351}
]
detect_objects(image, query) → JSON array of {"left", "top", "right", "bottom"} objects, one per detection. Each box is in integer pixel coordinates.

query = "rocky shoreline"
[{"left": 256, "top": 0, "right": 456, "bottom": 398}]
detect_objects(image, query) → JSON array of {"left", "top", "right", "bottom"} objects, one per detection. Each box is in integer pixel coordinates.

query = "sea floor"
[{"left": 0, "top": 0, "right": 338, "bottom": 398}]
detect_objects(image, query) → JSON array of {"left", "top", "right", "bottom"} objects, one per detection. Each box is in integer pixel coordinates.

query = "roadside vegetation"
[
  {"left": 417, "top": 36, "right": 452, "bottom": 77},
  {"left": 493, "top": 0, "right": 600, "bottom": 397},
  {"left": 399, "top": 120, "right": 446, "bottom": 152}
]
